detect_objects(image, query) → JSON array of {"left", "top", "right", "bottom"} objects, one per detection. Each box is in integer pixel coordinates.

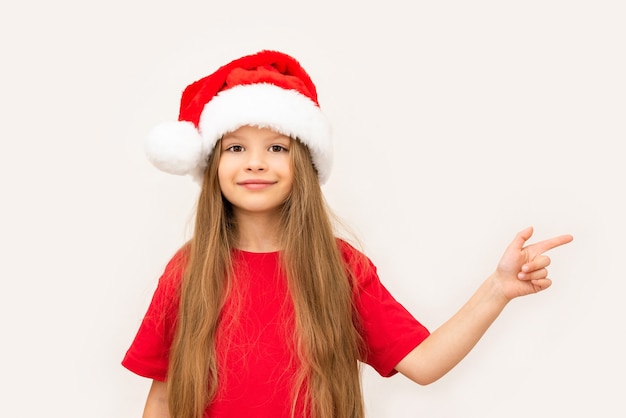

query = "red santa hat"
[{"left": 145, "top": 50, "right": 332, "bottom": 184}]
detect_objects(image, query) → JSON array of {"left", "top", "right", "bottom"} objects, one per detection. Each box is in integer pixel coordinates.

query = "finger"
[
  {"left": 521, "top": 255, "right": 551, "bottom": 273},
  {"left": 507, "top": 226, "right": 534, "bottom": 252},
  {"left": 518, "top": 267, "right": 549, "bottom": 281},
  {"left": 530, "top": 278, "right": 553, "bottom": 292},
  {"left": 528, "top": 234, "right": 574, "bottom": 255}
]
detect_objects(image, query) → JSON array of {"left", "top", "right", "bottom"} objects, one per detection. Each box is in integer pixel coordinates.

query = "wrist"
[{"left": 484, "top": 273, "right": 512, "bottom": 305}]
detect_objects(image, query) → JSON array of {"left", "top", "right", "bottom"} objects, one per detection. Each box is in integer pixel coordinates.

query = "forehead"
[{"left": 223, "top": 125, "right": 291, "bottom": 141}]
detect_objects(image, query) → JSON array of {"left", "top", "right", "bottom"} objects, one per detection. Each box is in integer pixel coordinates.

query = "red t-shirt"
[{"left": 122, "top": 241, "right": 429, "bottom": 417}]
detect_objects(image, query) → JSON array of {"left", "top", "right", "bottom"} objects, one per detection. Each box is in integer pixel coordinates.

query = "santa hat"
[{"left": 145, "top": 50, "right": 332, "bottom": 184}]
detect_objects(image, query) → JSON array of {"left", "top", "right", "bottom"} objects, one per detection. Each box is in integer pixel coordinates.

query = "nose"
[{"left": 245, "top": 149, "right": 267, "bottom": 172}]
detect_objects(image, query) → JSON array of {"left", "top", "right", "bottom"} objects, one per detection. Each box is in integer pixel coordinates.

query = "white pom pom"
[{"left": 145, "top": 121, "right": 203, "bottom": 176}]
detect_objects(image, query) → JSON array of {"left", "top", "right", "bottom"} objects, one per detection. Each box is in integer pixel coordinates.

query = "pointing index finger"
[{"left": 529, "top": 234, "right": 574, "bottom": 255}]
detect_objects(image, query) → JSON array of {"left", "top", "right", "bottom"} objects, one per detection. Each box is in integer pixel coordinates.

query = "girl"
[{"left": 122, "top": 50, "right": 573, "bottom": 418}]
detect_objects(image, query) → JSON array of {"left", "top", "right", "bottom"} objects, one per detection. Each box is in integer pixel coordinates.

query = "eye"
[
  {"left": 269, "top": 144, "right": 288, "bottom": 152},
  {"left": 225, "top": 145, "right": 244, "bottom": 153}
]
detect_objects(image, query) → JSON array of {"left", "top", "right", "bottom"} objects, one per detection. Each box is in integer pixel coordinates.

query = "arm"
[
  {"left": 143, "top": 380, "right": 170, "bottom": 418},
  {"left": 395, "top": 226, "right": 573, "bottom": 385}
]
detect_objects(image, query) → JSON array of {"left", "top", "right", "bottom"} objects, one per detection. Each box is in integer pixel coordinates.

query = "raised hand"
[{"left": 495, "top": 226, "right": 573, "bottom": 300}]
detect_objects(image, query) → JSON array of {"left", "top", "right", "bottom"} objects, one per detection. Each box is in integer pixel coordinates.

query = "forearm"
[{"left": 396, "top": 274, "right": 509, "bottom": 385}]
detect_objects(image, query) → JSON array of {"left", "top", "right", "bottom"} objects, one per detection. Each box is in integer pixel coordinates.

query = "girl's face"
[{"left": 218, "top": 125, "right": 294, "bottom": 217}]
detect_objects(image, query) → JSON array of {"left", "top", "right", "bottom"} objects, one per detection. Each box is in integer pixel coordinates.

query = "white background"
[{"left": 1, "top": 1, "right": 624, "bottom": 417}]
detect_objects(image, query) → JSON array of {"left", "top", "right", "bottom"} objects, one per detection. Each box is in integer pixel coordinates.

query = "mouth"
[{"left": 237, "top": 179, "right": 276, "bottom": 189}]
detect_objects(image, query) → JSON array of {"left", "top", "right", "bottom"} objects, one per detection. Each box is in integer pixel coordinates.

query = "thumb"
[{"left": 508, "top": 226, "right": 534, "bottom": 252}]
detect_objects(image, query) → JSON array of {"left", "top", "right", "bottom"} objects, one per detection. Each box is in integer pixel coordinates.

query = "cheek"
[
  {"left": 282, "top": 170, "right": 295, "bottom": 195},
  {"left": 280, "top": 157, "right": 295, "bottom": 179},
  {"left": 217, "top": 160, "right": 230, "bottom": 189}
]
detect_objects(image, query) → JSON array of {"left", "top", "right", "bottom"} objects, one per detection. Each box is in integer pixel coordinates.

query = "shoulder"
[
  {"left": 336, "top": 238, "right": 377, "bottom": 285},
  {"left": 336, "top": 238, "right": 367, "bottom": 263},
  {"left": 157, "top": 243, "right": 190, "bottom": 290},
  {"left": 131, "top": 245, "right": 190, "bottom": 327}
]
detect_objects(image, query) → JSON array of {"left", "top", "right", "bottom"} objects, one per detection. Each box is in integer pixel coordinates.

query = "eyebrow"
[{"left": 221, "top": 133, "right": 291, "bottom": 142}]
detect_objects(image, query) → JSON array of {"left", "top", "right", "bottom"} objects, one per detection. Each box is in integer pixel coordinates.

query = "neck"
[{"left": 233, "top": 210, "right": 282, "bottom": 252}]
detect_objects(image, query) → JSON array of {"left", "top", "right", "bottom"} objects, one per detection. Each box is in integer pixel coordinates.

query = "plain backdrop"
[{"left": 1, "top": 1, "right": 624, "bottom": 417}]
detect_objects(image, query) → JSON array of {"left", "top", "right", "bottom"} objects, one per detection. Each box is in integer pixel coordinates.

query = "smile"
[{"left": 237, "top": 180, "right": 276, "bottom": 190}]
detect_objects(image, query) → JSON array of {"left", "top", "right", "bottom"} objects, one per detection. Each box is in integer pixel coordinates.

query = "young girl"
[{"left": 122, "top": 50, "right": 573, "bottom": 418}]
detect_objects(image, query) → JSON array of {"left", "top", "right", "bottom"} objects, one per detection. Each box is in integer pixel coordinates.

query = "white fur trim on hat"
[{"left": 199, "top": 83, "right": 333, "bottom": 183}]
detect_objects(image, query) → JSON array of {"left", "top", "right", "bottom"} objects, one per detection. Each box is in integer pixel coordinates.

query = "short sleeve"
[
  {"left": 121, "top": 250, "right": 187, "bottom": 381},
  {"left": 341, "top": 241, "right": 430, "bottom": 377}
]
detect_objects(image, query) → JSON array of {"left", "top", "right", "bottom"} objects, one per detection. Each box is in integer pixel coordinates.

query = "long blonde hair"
[{"left": 167, "top": 138, "right": 365, "bottom": 418}]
